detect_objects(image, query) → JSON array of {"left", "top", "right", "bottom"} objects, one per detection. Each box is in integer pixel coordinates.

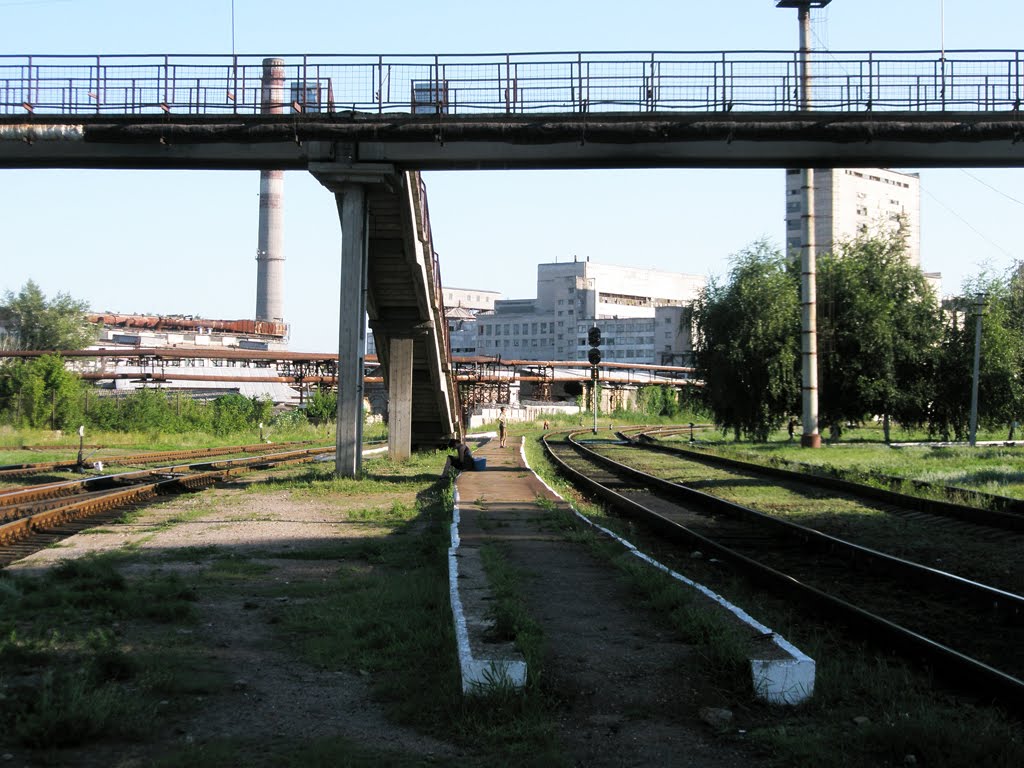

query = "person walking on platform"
[{"left": 498, "top": 407, "right": 508, "bottom": 448}]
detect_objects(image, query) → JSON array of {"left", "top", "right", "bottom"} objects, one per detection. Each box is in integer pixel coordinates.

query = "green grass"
[
  {"left": 0, "top": 420, "right": 392, "bottom": 468},
  {"left": 153, "top": 735, "right": 467, "bottom": 768},
  {"left": 687, "top": 437, "right": 1024, "bottom": 502},
  {"left": 7, "top": 416, "right": 1022, "bottom": 766},
  {"left": 0, "top": 555, "right": 203, "bottom": 748}
]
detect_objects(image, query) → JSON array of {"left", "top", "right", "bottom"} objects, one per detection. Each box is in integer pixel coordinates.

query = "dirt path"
[{"left": 455, "top": 440, "right": 771, "bottom": 767}]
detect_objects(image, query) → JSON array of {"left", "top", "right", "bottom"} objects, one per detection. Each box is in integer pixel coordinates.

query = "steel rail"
[
  {"left": 633, "top": 427, "right": 1024, "bottom": 528},
  {"left": 542, "top": 430, "right": 1024, "bottom": 710}
]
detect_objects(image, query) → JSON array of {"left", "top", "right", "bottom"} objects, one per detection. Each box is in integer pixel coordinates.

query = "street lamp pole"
[{"left": 777, "top": 0, "right": 832, "bottom": 448}]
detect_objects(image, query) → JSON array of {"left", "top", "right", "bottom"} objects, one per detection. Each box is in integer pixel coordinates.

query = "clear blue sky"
[{"left": 2, "top": 1, "right": 1022, "bottom": 351}]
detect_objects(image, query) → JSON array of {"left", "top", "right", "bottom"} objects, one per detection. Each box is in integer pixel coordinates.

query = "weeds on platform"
[{"left": 478, "top": 544, "right": 544, "bottom": 675}]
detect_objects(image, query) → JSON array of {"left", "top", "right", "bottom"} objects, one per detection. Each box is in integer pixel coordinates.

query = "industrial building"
[
  {"left": 443, "top": 288, "right": 503, "bottom": 356},
  {"left": 81, "top": 314, "right": 301, "bottom": 404},
  {"left": 474, "top": 260, "right": 704, "bottom": 364}
]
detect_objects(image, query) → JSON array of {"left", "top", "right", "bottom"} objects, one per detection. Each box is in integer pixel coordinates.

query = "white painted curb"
[
  {"left": 521, "top": 437, "right": 815, "bottom": 705},
  {"left": 448, "top": 481, "right": 529, "bottom": 694}
]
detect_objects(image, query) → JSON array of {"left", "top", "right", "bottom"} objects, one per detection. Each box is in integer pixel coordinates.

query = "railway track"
[
  {"left": 637, "top": 424, "right": 1024, "bottom": 520},
  {"left": 543, "top": 430, "right": 1024, "bottom": 709},
  {"left": 0, "top": 445, "right": 335, "bottom": 565},
  {"left": 613, "top": 429, "right": 1024, "bottom": 592},
  {"left": 0, "top": 441, "right": 313, "bottom": 481}
]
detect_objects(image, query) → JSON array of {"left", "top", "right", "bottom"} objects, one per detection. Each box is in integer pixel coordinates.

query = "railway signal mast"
[
  {"left": 776, "top": 0, "right": 832, "bottom": 448},
  {"left": 588, "top": 325, "right": 602, "bottom": 434}
]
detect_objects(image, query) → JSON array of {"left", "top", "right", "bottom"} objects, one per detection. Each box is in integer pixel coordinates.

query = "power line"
[
  {"left": 923, "top": 188, "right": 1017, "bottom": 261},
  {"left": 960, "top": 169, "right": 1024, "bottom": 208}
]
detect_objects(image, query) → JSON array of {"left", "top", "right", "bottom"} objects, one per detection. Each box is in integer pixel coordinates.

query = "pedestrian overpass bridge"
[{"left": 2, "top": 50, "right": 1023, "bottom": 473}]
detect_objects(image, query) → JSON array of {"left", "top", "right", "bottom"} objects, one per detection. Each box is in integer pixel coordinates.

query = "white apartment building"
[
  {"left": 475, "top": 260, "right": 704, "bottom": 363},
  {"left": 785, "top": 168, "right": 921, "bottom": 266}
]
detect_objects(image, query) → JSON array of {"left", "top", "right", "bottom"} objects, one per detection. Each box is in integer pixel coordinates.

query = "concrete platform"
[{"left": 447, "top": 436, "right": 814, "bottom": 704}]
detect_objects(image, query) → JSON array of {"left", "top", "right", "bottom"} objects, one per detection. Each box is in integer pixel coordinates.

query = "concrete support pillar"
[
  {"left": 335, "top": 184, "right": 369, "bottom": 478},
  {"left": 388, "top": 337, "right": 414, "bottom": 461},
  {"left": 797, "top": 5, "right": 820, "bottom": 449},
  {"left": 799, "top": 167, "right": 820, "bottom": 448}
]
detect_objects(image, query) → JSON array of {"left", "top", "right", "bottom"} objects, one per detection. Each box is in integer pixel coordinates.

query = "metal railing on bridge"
[{"left": 2, "top": 50, "right": 1022, "bottom": 117}]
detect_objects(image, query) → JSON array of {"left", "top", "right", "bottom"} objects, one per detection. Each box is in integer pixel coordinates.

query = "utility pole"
[{"left": 777, "top": 0, "right": 832, "bottom": 448}]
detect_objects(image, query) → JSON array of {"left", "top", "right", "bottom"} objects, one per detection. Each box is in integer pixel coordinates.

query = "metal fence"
[{"left": 1, "top": 50, "right": 1022, "bottom": 117}]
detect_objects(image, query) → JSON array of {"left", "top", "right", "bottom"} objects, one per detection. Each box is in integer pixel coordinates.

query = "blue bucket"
[{"left": 472, "top": 457, "right": 487, "bottom": 471}]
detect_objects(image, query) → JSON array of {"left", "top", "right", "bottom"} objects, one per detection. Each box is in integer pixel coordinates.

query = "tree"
[
  {"left": 0, "top": 354, "right": 84, "bottom": 429},
  {"left": 0, "top": 280, "right": 96, "bottom": 351},
  {"left": 930, "top": 273, "right": 1024, "bottom": 440},
  {"left": 692, "top": 241, "right": 801, "bottom": 441},
  {"left": 816, "top": 230, "right": 942, "bottom": 442},
  {"left": 305, "top": 388, "right": 337, "bottom": 425},
  {"left": 635, "top": 385, "right": 683, "bottom": 419}
]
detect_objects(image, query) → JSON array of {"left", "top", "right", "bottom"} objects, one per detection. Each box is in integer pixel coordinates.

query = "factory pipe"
[{"left": 255, "top": 57, "right": 286, "bottom": 324}]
